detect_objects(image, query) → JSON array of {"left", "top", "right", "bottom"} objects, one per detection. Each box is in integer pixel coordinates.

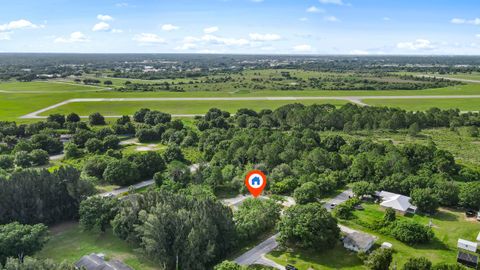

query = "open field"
[
  {"left": 36, "top": 223, "right": 160, "bottom": 270},
  {"left": 321, "top": 127, "right": 480, "bottom": 167},
  {"left": 363, "top": 98, "right": 480, "bottom": 111},
  {"left": 1, "top": 80, "right": 480, "bottom": 121},
  {"left": 268, "top": 204, "right": 480, "bottom": 269}
]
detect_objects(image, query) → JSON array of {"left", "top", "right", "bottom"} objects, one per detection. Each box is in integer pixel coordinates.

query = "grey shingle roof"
[{"left": 75, "top": 254, "right": 133, "bottom": 270}]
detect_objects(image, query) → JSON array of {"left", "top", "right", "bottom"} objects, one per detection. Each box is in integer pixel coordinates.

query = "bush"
[
  {"left": 277, "top": 203, "right": 340, "bottom": 250},
  {"left": 389, "top": 220, "right": 434, "bottom": 244},
  {"left": 403, "top": 257, "right": 432, "bottom": 270},
  {"left": 163, "top": 144, "right": 185, "bottom": 163},
  {"left": 410, "top": 188, "right": 439, "bottom": 214},
  {"left": 459, "top": 182, "right": 480, "bottom": 210},
  {"left": 47, "top": 114, "right": 65, "bottom": 126},
  {"left": 83, "top": 156, "right": 114, "bottom": 179},
  {"left": 14, "top": 151, "right": 31, "bottom": 168},
  {"left": 66, "top": 112, "right": 81, "bottom": 123},
  {"left": 85, "top": 138, "right": 103, "bottom": 153},
  {"left": 89, "top": 112, "right": 106, "bottom": 126},
  {"left": 136, "top": 128, "right": 159, "bottom": 143},
  {"left": 364, "top": 248, "right": 393, "bottom": 270},
  {"left": 0, "top": 155, "right": 14, "bottom": 170},
  {"left": 103, "top": 135, "right": 120, "bottom": 150},
  {"left": 30, "top": 149, "right": 49, "bottom": 166},
  {"left": 333, "top": 198, "right": 360, "bottom": 220},
  {"left": 103, "top": 159, "right": 140, "bottom": 186},
  {"left": 128, "top": 152, "right": 166, "bottom": 179},
  {"left": 64, "top": 142, "right": 82, "bottom": 159},
  {"left": 293, "top": 181, "right": 319, "bottom": 204},
  {"left": 234, "top": 198, "right": 281, "bottom": 242}
]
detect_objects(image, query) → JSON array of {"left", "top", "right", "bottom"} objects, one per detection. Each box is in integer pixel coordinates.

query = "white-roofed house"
[{"left": 376, "top": 191, "right": 417, "bottom": 215}]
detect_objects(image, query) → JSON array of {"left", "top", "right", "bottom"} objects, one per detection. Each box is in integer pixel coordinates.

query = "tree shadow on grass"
[{"left": 269, "top": 243, "right": 363, "bottom": 269}]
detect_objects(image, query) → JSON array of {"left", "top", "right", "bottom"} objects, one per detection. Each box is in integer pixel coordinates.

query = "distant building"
[
  {"left": 75, "top": 253, "right": 133, "bottom": 270},
  {"left": 457, "top": 239, "right": 479, "bottom": 269},
  {"left": 376, "top": 191, "right": 417, "bottom": 214},
  {"left": 343, "top": 232, "right": 376, "bottom": 253}
]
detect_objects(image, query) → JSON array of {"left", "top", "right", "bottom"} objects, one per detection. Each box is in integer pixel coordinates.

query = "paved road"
[
  {"left": 20, "top": 95, "right": 480, "bottom": 119},
  {"left": 234, "top": 234, "right": 282, "bottom": 269},
  {"left": 233, "top": 189, "right": 357, "bottom": 269}
]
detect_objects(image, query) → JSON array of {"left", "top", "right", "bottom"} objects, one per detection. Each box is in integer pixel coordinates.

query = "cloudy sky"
[{"left": 0, "top": 0, "right": 479, "bottom": 54}]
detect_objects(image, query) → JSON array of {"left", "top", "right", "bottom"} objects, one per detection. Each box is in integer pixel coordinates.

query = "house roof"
[
  {"left": 377, "top": 191, "right": 416, "bottom": 212},
  {"left": 458, "top": 251, "right": 479, "bottom": 265},
  {"left": 75, "top": 254, "right": 132, "bottom": 270},
  {"left": 458, "top": 239, "right": 478, "bottom": 253},
  {"left": 343, "top": 232, "right": 376, "bottom": 250}
]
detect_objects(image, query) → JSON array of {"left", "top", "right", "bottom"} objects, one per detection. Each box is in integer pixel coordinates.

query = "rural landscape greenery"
[{"left": 0, "top": 53, "right": 479, "bottom": 270}]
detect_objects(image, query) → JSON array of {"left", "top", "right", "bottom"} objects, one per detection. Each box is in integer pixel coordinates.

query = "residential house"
[
  {"left": 376, "top": 191, "right": 417, "bottom": 214},
  {"left": 343, "top": 231, "right": 376, "bottom": 253}
]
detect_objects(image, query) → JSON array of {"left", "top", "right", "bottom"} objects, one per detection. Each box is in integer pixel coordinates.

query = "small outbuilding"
[
  {"left": 458, "top": 239, "right": 478, "bottom": 253},
  {"left": 381, "top": 242, "right": 393, "bottom": 249},
  {"left": 343, "top": 232, "right": 376, "bottom": 253},
  {"left": 75, "top": 253, "right": 133, "bottom": 270}
]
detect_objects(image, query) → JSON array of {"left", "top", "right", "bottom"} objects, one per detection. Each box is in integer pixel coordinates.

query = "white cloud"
[
  {"left": 299, "top": 17, "right": 308, "bottom": 22},
  {"left": 162, "top": 24, "right": 179, "bottom": 31},
  {"left": 92, "top": 22, "right": 111, "bottom": 32},
  {"left": 175, "top": 43, "right": 197, "bottom": 51},
  {"left": 324, "top": 16, "right": 340, "bottom": 22},
  {"left": 0, "top": 19, "right": 42, "bottom": 32},
  {"left": 133, "top": 33, "right": 165, "bottom": 44},
  {"left": 293, "top": 44, "right": 313, "bottom": 52},
  {"left": 476, "top": 34, "right": 480, "bottom": 38},
  {"left": 54, "top": 32, "right": 89, "bottom": 43},
  {"left": 350, "top": 49, "right": 369, "bottom": 55},
  {"left": 0, "top": 32, "right": 12, "bottom": 40},
  {"left": 319, "top": 0, "right": 344, "bottom": 5},
  {"left": 204, "top": 26, "right": 219, "bottom": 34},
  {"left": 397, "top": 39, "right": 435, "bottom": 50},
  {"left": 306, "top": 6, "right": 324, "bottom": 13},
  {"left": 202, "top": 34, "right": 249, "bottom": 46},
  {"left": 249, "top": 33, "right": 282, "bottom": 41},
  {"left": 451, "top": 18, "right": 480, "bottom": 25},
  {"left": 115, "top": 2, "right": 129, "bottom": 7},
  {"left": 97, "top": 14, "right": 114, "bottom": 21}
]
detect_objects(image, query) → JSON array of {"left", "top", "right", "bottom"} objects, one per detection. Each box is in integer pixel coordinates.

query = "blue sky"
[{"left": 0, "top": 0, "right": 479, "bottom": 54}]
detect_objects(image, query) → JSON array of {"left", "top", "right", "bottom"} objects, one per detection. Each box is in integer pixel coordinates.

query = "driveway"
[
  {"left": 234, "top": 234, "right": 283, "bottom": 270},
  {"left": 324, "top": 189, "right": 353, "bottom": 212}
]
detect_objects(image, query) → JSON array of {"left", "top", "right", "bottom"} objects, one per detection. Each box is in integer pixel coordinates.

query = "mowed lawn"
[
  {"left": 363, "top": 98, "right": 480, "bottom": 111},
  {"left": 342, "top": 204, "right": 479, "bottom": 266},
  {"left": 39, "top": 99, "right": 350, "bottom": 116},
  {"left": 268, "top": 204, "right": 480, "bottom": 269},
  {"left": 36, "top": 222, "right": 160, "bottom": 270}
]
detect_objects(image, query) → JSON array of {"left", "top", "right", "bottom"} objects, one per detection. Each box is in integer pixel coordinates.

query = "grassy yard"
[
  {"left": 341, "top": 203, "right": 480, "bottom": 266},
  {"left": 268, "top": 204, "right": 480, "bottom": 269},
  {"left": 36, "top": 222, "right": 160, "bottom": 270},
  {"left": 267, "top": 244, "right": 364, "bottom": 270}
]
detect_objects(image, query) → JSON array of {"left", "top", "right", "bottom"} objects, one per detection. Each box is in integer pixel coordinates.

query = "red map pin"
[{"left": 245, "top": 170, "right": 267, "bottom": 198}]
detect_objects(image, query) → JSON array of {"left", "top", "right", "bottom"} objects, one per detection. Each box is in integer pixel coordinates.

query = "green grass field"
[
  {"left": 268, "top": 204, "right": 480, "bottom": 269},
  {"left": 39, "top": 99, "right": 350, "bottom": 116},
  {"left": 1, "top": 80, "right": 480, "bottom": 122},
  {"left": 36, "top": 223, "right": 160, "bottom": 270},
  {"left": 364, "top": 98, "right": 480, "bottom": 111}
]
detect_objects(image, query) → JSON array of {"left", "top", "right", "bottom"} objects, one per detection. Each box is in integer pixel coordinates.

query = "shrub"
[
  {"left": 403, "top": 257, "right": 432, "bottom": 270},
  {"left": 89, "top": 112, "right": 106, "bottom": 126},
  {"left": 389, "top": 220, "right": 434, "bottom": 244},
  {"left": 103, "top": 159, "right": 140, "bottom": 186}
]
